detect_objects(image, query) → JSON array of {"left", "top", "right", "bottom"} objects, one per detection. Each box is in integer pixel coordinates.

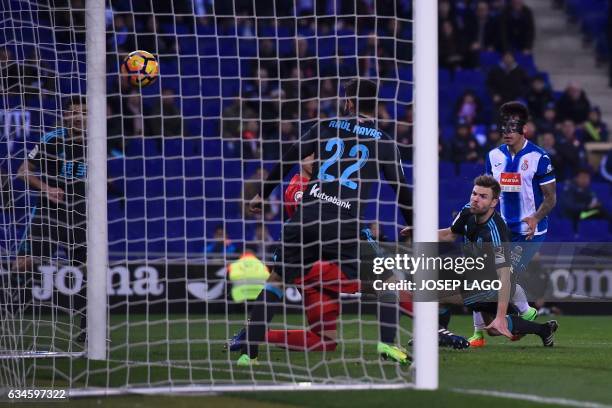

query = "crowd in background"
[{"left": 1, "top": 0, "right": 611, "bottom": 245}]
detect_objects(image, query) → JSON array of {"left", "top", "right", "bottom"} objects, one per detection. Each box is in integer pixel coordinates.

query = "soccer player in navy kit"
[
  {"left": 15, "top": 96, "right": 89, "bottom": 342},
  {"left": 438, "top": 175, "right": 558, "bottom": 346},
  {"left": 469, "top": 101, "right": 557, "bottom": 347},
  {"left": 238, "top": 79, "right": 412, "bottom": 365}
]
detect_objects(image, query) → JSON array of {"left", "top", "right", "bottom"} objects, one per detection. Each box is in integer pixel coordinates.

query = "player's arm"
[
  {"left": 437, "top": 206, "right": 469, "bottom": 242},
  {"left": 532, "top": 182, "right": 556, "bottom": 222},
  {"left": 18, "top": 148, "right": 64, "bottom": 204},
  {"left": 250, "top": 127, "right": 317, "bottom": 214},
  {"left": 523, "top": 155, "right": 556, "bottom": 238},
  {"left": 438, "top": 228, "right": 458, "bottom": 242},
  {"left": 380, "top": 143, "right": 412, "bottom": 232}
]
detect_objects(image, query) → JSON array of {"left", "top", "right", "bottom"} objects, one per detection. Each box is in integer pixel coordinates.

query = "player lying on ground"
[
  {"left": 431, "top": 175, "right": 558, "bottom": 346},
  {"left": 469, "top": 101, "right": 557, "bottom": 347},
  {"left": 235, "top": 79, "right": 416, "bottom": 366},
  {"left": 228, "top": 159, "right": 467, "bottom": 352}
]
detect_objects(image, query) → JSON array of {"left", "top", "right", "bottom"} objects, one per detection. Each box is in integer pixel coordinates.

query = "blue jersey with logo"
[
  {"left": 486, "top": 140, "right": 555, "bottom": 235},
  {"left": 26, "top": 127, "right": 87, "bottom": 216}
]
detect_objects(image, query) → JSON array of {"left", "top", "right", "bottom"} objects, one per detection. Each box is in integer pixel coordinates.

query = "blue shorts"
[{"left": 510, "top": 233, "right": 546, "bottom": 275}]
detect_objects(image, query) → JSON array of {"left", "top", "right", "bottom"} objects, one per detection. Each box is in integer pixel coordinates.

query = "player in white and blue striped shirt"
[{"left": 469, "top": 101, "right": 557, "bottom": 347}]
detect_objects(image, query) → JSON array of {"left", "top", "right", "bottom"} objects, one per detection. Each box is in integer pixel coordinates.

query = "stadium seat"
[
  {"left": 145, "top": 180, "right": 164, "bottom": 198},
  {"left": 459, "top": 162, "right": 484, "bottom": 180},
  {"left": 200, "top": 57, "right": 219, "bottom": 76},
  {"left": 185, "top": 199, "right": 205, "bottom": 217},
  {"left": 479, "top": 51, "right": 500, "bottom": 68},
  {"left": 218, "top": 37, "right": 238, "bottom": 56},
  {"left": 201, "top": 79, "right": 220, "bottom": 97},
  {"left": 576, "top": 220, "right": 610, "bottom": 242},
  {"left": 238, "top": 38, "right": 258, "bottom": 57}
]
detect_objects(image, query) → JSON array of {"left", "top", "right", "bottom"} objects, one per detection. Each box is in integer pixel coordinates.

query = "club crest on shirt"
[
  {"left": 521, "top": 159, "right": 529, "bottom": 171},
  {"left": 294, "top": 190, "right": 303, "bottom": 202}
]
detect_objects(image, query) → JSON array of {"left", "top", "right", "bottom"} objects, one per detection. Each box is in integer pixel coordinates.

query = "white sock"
[
  {"left": 512, "top": 284, "right": 530, "bottom": 314},
  {"left": 472, "top": 311, "right": 485, "bottom": 331}
]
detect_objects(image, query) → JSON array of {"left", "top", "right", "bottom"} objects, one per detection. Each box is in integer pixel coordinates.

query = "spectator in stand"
[
  {"left": 112, "top": 13, "right": 136, "bottom": 54},
  {"left": 242, "top": 120, "right": 261, "bottom": 160},
  {"left": 107, "top": 101, "right": 124, "bottom": 157},
  {"left": 535, "top": 102, "right": 558, "bottom": 135},
  {"left": 583, "top": 106, "right": 609, "bottom": 143},
  {"left": 526, "top": 74, "right": 554, "bottom": 121},
  {"left": 396, "top": 106, "right": 413, "bottom": 162},
  {"left": 21, "top": 52, "right": 40, "bottom": 104},
  {"left": 205, "top": 225, "right": 241, "bottom": 257},
  {"left": 439, "top": 20, "right": 467, "bottom": 70},
  {"left": 243, "top": 168, "right": 268, "bottom": 219},
  {"left": 539, "top": 132, "right": 563, "bottom": 179},
  {"left": 137, "top": 16, "right": 175, "bottom": 56},
  {"left": 319, "top": 79, "right": 338, "bottom": 118},
  {"left": 377, "top": 102, "right": 394, "bottom": 136},
  {"left": 464, "top": 1, "right": 503, "bottom": 65},
  {"left": 455, "top": 90, "right": 483, "bottom": 126},
  {"left": 280, "top": 120, "right": 298, "bottom": 158},
  {"left": 0, "top": 48, "right": 25, "bottom": 100},
  {"left": 246, "top": 224, "right": 274, "bottom": 261},
  {"left": 123, "top": 91, "right": 144, "bottom": 138},
  {"left": 147, "top": 88, "right": 187, "bottom": 139},
  {"left": 301, "top": 99, "right": 319, "bottom": 123},
  {"left": 501, "top": 0, "right": 535, "bottom": 53},
  {"left": 486, "top": 51, "right": 528, "bottom": 108},
  {"left": 450, "top": 121, "right": 481, "bottom": 164},
  {"left": 555, "top": 82, "right": 591, "bottom": 125},
  {"left": 561, "top": 167, "right": 612, "bottom": 232},
  {"left": 481, "top": 124, "right": 502, "bottom": 154},
  {"left": 438, "top": 0, "right": 457, "bottom": 29},
  {"left": 556, "top": 119, "right": 587, "bottom": 181}
]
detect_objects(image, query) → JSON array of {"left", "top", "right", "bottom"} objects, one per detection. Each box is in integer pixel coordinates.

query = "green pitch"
[{"left": 5, "top": 315, "right": 612, "bottom": 408}]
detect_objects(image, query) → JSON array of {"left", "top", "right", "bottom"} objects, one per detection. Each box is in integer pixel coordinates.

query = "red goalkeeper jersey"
[
  {"left": 284, "top": 173, "right": 359, "bottom": 293},
  {"left": 284, "top": 174, "right": 309, "bottom": 218}
]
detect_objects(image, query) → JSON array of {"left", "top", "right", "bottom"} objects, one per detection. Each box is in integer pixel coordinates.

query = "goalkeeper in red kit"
[
  {"left": 228, "top": 155, "right": 467, "bottom": 352},
  {"left": 227, "top": 155, "right": 360, "bottom": 352}
]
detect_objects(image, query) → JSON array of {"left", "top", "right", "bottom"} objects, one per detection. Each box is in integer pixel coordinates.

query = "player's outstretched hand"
[
  {"left": 249, "top": 194, "right": 263, "bottom": 215},
  {"left": 485, "top": 316, "right": 513, "bottom": 339},
  {"left": 45, "top": 186, "right": 65, "bottom": 204},
  {"left": 521, "top": 215, "right": 537, "bottom": 240},
  {"left": 400, "top": 226, "right": 412, "bottom": 237}
]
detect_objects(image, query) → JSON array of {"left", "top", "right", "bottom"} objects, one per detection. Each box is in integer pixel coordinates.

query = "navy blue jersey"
[
  {"left": 451, "top": 204, "right": 512, "bottom": 274},
  {"left": 26, "top": 128, "right": 87, "bottom": 218},
  {"left": 262, "top": 117, "right": 412, "bottom": 225}
]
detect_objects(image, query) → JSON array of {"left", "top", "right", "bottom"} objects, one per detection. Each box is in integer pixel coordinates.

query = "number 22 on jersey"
[{"left": 318, "top": 138, "right": 369, "bottom": 190}]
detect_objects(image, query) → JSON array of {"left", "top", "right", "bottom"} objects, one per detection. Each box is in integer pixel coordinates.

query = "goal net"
[{"left": 1, "top": 0, "right": 437, "bottom": 395}]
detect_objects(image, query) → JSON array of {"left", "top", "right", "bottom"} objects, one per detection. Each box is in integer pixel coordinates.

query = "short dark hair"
[
  {"left": 62, "top": 94, "right": 87, "bottom": 111},
  {"left": 344, "top": 78, "right": 378, "bottom": 114},
  {"left": 474, "top": 174, "right": 501, "bottom": 199},
  {"left": 499, "top": 101, "right": 529, "bottom": 122}
]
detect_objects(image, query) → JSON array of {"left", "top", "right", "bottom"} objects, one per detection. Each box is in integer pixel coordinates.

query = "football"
[{"left": 121, "top": 50, "right": 159, "bottom": 87}]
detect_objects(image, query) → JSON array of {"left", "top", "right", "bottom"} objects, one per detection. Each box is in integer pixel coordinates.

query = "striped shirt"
[{"left": 486, "top": 140, "right": 555, "bottom": 235}]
